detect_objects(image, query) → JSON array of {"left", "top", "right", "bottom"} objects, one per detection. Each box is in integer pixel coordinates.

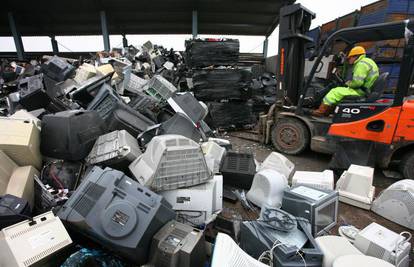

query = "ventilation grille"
[
  {"left": 72, "top": 182, "right": 105, "bottom": 217},
  {"left": 23, "top": 239, "right": 71, "bottom": 266},
  {"left": 9, "top": 219, "right": 55, "bottom": 239},
  {"left": 171, "top": 227, "right": 188, "bottom": 239},
  {"left": 367, "top": 242, "right": 386, "bottom": 259},
  {"left": 222, "top": 153, "right": 255, "bottom": 174},
  {"left": 375, "top": 190, "right": 414, "bottom": 215}
]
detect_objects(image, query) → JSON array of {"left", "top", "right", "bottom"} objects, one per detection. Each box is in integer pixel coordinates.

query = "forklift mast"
[{"left": 277, "top": 4, "right": 315, "bottom": 106}]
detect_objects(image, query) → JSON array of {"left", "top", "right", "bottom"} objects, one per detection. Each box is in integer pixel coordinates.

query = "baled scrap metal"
[
  {"left": 185, "top": 38, "right": 240, "bottom": 68},
  {"left": 207, "top": 101, "right": 256, "bottom": 128},
  {"left": 192, "top": 69, "right": 252, "bottom": 101}
]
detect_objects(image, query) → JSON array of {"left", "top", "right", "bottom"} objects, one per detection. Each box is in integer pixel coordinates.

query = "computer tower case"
[
  {"left": 220, "top": 151, "right": 256, "bottom": 190},
  {"left": 41, "top": 110, "right": 107, "bottom": 160},
  {"left": 18, "top": 74, "right": 51, "bottom": 111},
  {"left": 107, "top": 102, "right": 155, "bottom": 137},
  {"left": 0, "top": 194, "right": 31, "bottom": 230},
  {"left": 86, "top": 130, "right": 141, "bottom": 171},
  {"left": 57, "top": 166, "right": 176, "bottom": 265},
  {"left": 41, "top": 56, "right": 75, "bottom": 82},
  {"left": 0, "top": 211, "right": 72, "bottom": 267},
  {"left": 10, "top": 110, "right": 42, "bottom": 130},
  {"left": 149, "top": 220, "right": 206, "bottom": 267},
  {"left": 0, "top": 117, "right": 42, "bottom": 170},
  {"left": 87, "top": 83, "right": 121, "bottom": 120},
  {"left": 282, "top": 185, "right": 338, "bottom": 236}
]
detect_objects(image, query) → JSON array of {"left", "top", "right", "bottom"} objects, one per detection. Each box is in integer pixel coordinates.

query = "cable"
[
  {"left": 296, "top": 249, "right": 307, "bottom": 267},
  {"left": 0, "top": 204, "right": 34, "bottom": 222},
  {"left": 395, "top": 231, "right": 412, "bottom": 265}
]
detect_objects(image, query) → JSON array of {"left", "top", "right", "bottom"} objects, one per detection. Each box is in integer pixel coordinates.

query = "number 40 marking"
[{"left": 342, "top": 108, "right": 360, "bottom": 114}]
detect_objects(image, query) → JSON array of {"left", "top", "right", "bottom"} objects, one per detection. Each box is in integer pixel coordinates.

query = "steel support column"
[
  {"left": 192, "top": 10, "right": 198, "bottom": 38},
  {"left": 51, "top": 36, "right": 59, "bottom": 54},
  {"left": 263, "top": 37, "right": 269, "bottom": 58},
  {"left": 122, "top": 34, "right": 128, "bottom": 47},
  {"left": 7, "top": 12, "right": 24, "bottom": 60},
  {"left": 100, "top": 11, "right": 110, "bottom": 51}
]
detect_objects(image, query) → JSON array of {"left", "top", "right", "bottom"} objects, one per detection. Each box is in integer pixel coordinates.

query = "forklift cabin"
[{"left": 263, "top": 4, "right": 414, "bottom": 178}]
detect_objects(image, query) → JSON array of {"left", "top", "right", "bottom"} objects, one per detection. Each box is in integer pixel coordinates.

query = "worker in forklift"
[{"left": 312, "top": 46, "right": 379, "bottom": 116}]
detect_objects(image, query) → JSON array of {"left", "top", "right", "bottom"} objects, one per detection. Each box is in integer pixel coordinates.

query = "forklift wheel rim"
[{"left": 276, "top": 125, "right": 300, "bottom": 149}]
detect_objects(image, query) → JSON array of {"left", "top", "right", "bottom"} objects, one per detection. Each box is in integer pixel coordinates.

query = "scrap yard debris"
[{"left": 0, "top": 34, "right": 412, "bottom": 267}]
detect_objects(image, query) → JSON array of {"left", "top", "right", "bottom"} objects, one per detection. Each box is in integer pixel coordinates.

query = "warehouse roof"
[{"left": 1, "top": 0, "right": 294, "bottom": 37}]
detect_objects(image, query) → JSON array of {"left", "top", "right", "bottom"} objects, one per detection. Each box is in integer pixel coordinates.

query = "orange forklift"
[{"left": 261, "top": 4, "right": 414, "bottom": 179}]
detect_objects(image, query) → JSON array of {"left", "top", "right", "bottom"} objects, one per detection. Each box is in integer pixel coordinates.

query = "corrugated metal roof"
[{"left": 1, "top": 0, "right": 294, "bottom": 36}]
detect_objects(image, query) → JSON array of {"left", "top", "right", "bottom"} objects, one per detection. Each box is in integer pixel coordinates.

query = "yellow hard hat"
[{"left": 348, "top": 46, "right": 366, "bottom": 58}]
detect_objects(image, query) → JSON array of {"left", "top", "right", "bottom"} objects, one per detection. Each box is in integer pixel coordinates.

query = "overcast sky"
[{"left": 0, "top": 0, "right": 378, "bottom": 56}]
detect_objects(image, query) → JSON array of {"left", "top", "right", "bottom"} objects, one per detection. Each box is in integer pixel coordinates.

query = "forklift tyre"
[
  {"left": 399, "top": 151, "right": 414, "bottom": 180},
  {"left": 271, "top": 117, "right": 310, "bottom": 155}
]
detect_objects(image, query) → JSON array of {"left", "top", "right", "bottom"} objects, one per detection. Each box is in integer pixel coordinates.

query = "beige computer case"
[
  {"left": 6, "top": 166, "right": 38, "bottom": 209},
  {"left": 0, "top": 118, "right": 42, "bottom": 170},
  {"left": 0, "top": 211, "right": 72, "bottom": 267}
]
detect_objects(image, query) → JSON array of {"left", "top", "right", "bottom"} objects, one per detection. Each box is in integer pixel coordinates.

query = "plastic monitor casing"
[
  {"left": 57, "top": 166, "right": 175, "bottom": 265},
  {"left": 259, "top": 152, "right": 295, "bottom": 180},
  {"left": 247, "top": 169, "right": 288, "bottom": 208},
  {"left": 160, "top": 175, "right": 223, "bottom": 226},
  {"left": 292, "top": 170, "right": 334, "bottom": 190},
  {"left": 129, "top": 135, "right": 212, "bottom": 192},
  {"left": 0, "top": 117, "right": 42, "bottom": 169},
  {"left": 211, "top": 233, "right": 268, "bottom": 267},
  {"left": 86, "top": 130, "right": 141, "bottom": 170},
  {"left": 201, "top": 141, "right": 226, "bottom": 174},
  {"left": 336, "top": 164, "right": 375, "bottom": 210},
  {"left": 282, "top": 185, "right": 338, "bottom": 237},
  {"left": 371, "top": 179, "right": 414, "bottom": 231},
  {"left": 220, "top": 151, "right": 256, "bottom": 190}
]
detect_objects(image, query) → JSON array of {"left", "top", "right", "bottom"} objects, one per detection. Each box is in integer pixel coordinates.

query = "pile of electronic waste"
[
  {"left": 1, "top": 39, "right": 277, "bottom": 131},
  {"left": 0, "top": 41, "right": 412, "bottom": 267}
]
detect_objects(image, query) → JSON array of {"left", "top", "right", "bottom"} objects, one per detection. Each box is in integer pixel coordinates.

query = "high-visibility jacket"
[{"left": 347, "top": 54, "right": 379, "bottom": 92}]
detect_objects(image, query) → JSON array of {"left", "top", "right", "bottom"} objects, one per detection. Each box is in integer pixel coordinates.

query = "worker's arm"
[{"left": 346, "top": 61, "right": 370, "bottom": 89}]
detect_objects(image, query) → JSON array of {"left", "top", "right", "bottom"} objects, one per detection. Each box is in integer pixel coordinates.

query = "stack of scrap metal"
[
  {"left": 185, "top": 38, "right": 240, "bottom": 68},
  {"left": 186, "top": 38, "right": 275, "bottom": 130}
]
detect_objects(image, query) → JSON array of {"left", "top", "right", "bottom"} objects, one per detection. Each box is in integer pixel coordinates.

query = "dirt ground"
[{"left": 219, "top": 130, "right": 413, "bottom": 265}]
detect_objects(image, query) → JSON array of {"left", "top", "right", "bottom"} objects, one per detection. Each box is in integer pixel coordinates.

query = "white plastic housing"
[
  {"left": 371, "top": 179, "right": 414, "bottom": 230},
  {"left": 258, "top": 152, "right": 295, "bottom": 179},
  {"left": 201, "top": 141, "right": 226, "bottom": 174},
  {"left": 246, "top": 169, "right": 288, "bottom": 208},
  {"left": 336, "top": 165, "right": 375, "bottom": 210},
  {"left": 129, "top": 134, "right": 211, "bottom": 192},
  {"left": 292, "top": 170, "right": 334, "bottom": 190}
]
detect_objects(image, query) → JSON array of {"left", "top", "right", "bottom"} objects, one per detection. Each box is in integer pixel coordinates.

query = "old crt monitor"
[
  {"left": 282, "top": 185, "right": 338, "bottom": 236},
  {"left": 57, "top": 166, "right": 175, "bottom": 265}
]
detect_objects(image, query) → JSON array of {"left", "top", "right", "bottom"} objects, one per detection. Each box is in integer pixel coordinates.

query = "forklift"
[{"left": 260, "top": 4, "right": 414, "bottom": 179}]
